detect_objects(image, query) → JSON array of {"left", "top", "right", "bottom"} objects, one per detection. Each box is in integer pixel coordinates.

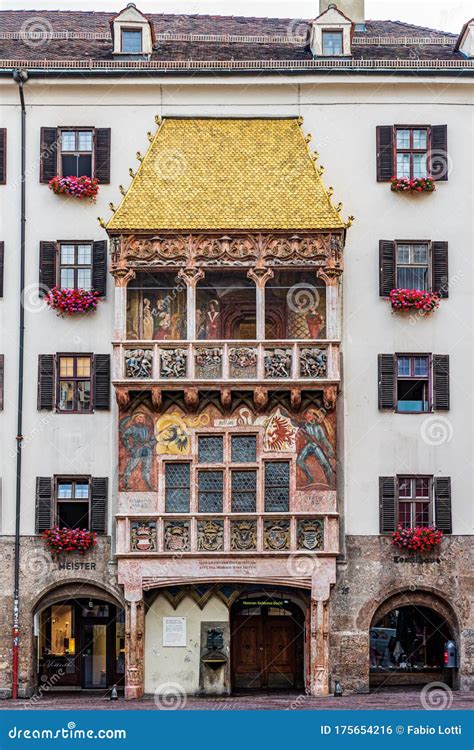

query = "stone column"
[
  {"left": 247, "top": 267, "right": 274, "bottom": 341},
  {"left": 309, "top": 598, "right": 330, "bottom": 696},
  {"left": 124, "top": 595, "right": 145, "bottom": 700},
  {"left": 111, "top": 267, "right": 136, "bottom": 341},
  {"left": 178, "top": 268, "right": 205, "bottom": 340},
  {"left": 318, "top": 271, "right": 342, "bottom": 341}
]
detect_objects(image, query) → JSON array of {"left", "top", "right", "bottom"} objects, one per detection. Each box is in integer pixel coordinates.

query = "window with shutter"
[
  {"left": 94, "top": 355, "right": 111, "bottom": 410},
  {"left": 379, "top": 241, "right": 396, "bottom": 297},
  {"left": 39, "top": 241, "right": 57, "bottom": 295},
  {"left": 35, "top": 477, "right": 53, "bottom": 533},
  {"left": 0, "top": 354, "right": 4, "bottom": 411},
  {"left": 40, "top": 127, "right": 59, "bottom": 183},
  {"left": 91, "top": 477, "right": 108, "bottom": 534},
  {"left": 378, "top": 354, "right": 395, "bottom": 410},
  {"left": 376, "top": 126, "right": 394, "bottom": 181},
  {"left": 434, "top": 477, "right": 452, "bottom": 533},
  {"left": 379, "top": 476, "right": 396, "bottom": 534},
  {"left": 37, "top": 355, "right": 55, "bottom": 410},
  {"left": 433, "top": 355, "right": 450, "bottom": 410},
  {"left": 92, "top": 240, "right": 108, "bottom": 297},
  {"left": 430, "top": 125, "right": 449, "bottom": 181},
  {"left": 56, "top": 478, "right": 90, "bottom": 529},
  {"left": 397, "top": 476, "right": 431, "bottom": 527},
  {"left": 59, "top": 129, "right": 93, "bottom": 178},
  {"left": 432, "top": 242, "right": 449, "bottom": 298},
  {"left": 0, "top": 129, "right": 6, "bottom": 184},
  {"left": 396, "top": 355, "right": 430, "bottom": 413},
  {"left": 0, "top": 241, "right": 4, "bottom": 298},
  {"left": 95, "top": 128, "right": 111, "bottom": 184}
]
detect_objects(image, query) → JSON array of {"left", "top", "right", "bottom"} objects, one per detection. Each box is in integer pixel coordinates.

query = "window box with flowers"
[
  {"left": 392, "top": 525, "right": 443, "bottom": 553},
  {"left": 42, "top": 527, "right": 97, "bottom": 557},
  {"left": 48, "top": 175, "right": 99, "bottom": 201},
  {"left": 391, "top": 177, "right": 435, "bottom": 193},
  {"left": 46, "top": 287, "right": 101, "bottom": 317},
  {"left": 389, "top": 288, "right": 440, "bottom": 315}
]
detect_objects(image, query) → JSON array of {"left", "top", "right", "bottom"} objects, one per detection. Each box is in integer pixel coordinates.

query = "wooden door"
[{"left": 265, "top": 617, "right": 297, "bottom": 688}]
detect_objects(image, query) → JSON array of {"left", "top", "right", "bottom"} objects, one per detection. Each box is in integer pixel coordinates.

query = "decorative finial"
[
  {"left": 147, "top": 131, "right": 154, "bottom": 142},
  {"left": 297, "top": 116, "right": 304, "bottom": 125},
  {"left": 109, "top": 202, "right": 117, "bottom": 213},
  {"left": 312, "top": 151, "right": 319, "bottom": 161},
  {"left": 119, "top": 185, "right": 126, "bottom": 196},
  {"left": 97, "top": 217, "right": 106, "bottom": 228},
  {"left": 136, "top": 151, "right": 143, "bottom": 162},
  {"left": 305, "top": 133, "right": 312, "bottom": 143},
  {"left": 129, "top": 168, "right": 136, "bottom": 178},
  {"left": 155, "top": 115, "right": 162, "bottom": 125},
  {"left": 335, "top": 202, "right": 343, "bottom": 212},
  {"left": 318, "top": 166, "right": 325, "bottom": 176},
  {"left": 327, "top": 186, "right": 334, "bottom": 196},
  {"left": 346, "top": 215, "right": 356, "bottom": 228}
]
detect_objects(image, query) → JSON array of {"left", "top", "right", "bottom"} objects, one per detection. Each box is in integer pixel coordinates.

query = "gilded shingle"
[{"left": 106, "top": 118, "right": 345, "bottom": 232}]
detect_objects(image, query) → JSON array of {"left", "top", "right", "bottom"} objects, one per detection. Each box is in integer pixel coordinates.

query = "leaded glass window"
[
  {"left": 231, "top": 470, "right": 257, "bottom": 513},
  {"left": 231, "top": 435, "right": 257, "bottom": 463},
  {"left": 198, "top": 471, "right": 224, "bottom": 513},
  {"left": 165, "top": 463, "right": 190, "bottom": 513},
  {"left": 264, "top": 462, "right": 290, "bottom": 512},
  {"left": 198, "top": 436, "right": 224, "bottom": 464}
]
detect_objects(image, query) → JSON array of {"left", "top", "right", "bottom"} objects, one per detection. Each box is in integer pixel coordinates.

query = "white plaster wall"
[
  {"left": 0, "top": 74, "right": 472, "bottom": 539},
  {"left": 144, "top": 594, "right": 229, "bottom": 695}
]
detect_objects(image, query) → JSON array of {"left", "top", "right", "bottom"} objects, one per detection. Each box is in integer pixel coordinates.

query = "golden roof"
[{"left": 106, "top": 118, "right": 345, "bottom": 232}]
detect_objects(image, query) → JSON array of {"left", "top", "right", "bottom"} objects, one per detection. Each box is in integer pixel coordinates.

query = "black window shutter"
[
  {"left": 432, "top": 241, "right": 449, "bottom": 298},
  {"left": 379, "top": 240, "right": 396, "bottom": 296},
  {"left": 379, "top": 476, "right": 396, "bottom": 534},
  {"left": 94, "top": 354, "right": 110, "bottom": 410},
  {"left": 92, "top": 240, "right": 107, "bottom": 297},
  {"left": 434, "top": 477, "right": 452, "bottom": 533},
  {"left": 95, "top": 128, "right": 111, "bottom": 184},
  {"left": 376, "top": 126, "right": 394, "bottom": 182},
  {"left": 0, "top": 354, "right": 4, "bottom": 411},
  {"left": 39, "top": 241, "right": 57, "bottom": 295},
  {"left": 378, "top": 354, "right": 395, "bottom": 410},
  {"left": 430, "top": 125, "right": 448, "bottom": 181},
  {"left": 0, "top": 128, "right": 6, "bottom": 184},
  {"left": 0, "top": 241, "right": 4, "bottom": 297},
  {"left": 35, "top": 477, "right": 53, "bottom": 533},
  {"left": 91, "top": 477, "right": 108, "bottom": 534},
  {"left": 433, "top": 355, "right": 450, "bottom": 411},
  {"left": 40, "top": 127, "right": 59, "bottom": 183},
  {"left": 38, "top": 355, "right": 55, "bottom": 410}
]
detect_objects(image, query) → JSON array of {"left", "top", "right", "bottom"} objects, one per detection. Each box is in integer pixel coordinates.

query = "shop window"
[
  {"left": 57, "top": 355, "right": 92, "bottom": 412},
  {"left": 196, "top": 271, "right": 256, "bottom": 340},
  {"left": 398, "top": 476, "right": 431, "bottom": 527},
  {"left": 396, "top": 355, "right": 430, "bottom": 413},
  {"left": 60, "top": 129, "right": 93, "bottom": 178},
  {"left": 127, "top": 271, "right": 187, "bottom": 340},
  {"left": 265, "top": 271, "right": 326, "bottom": 340},
  {"left": 56, "top": 479, "right": 90, "bottom": 529},
  {"left": 59, "top": 242, "right": 92, "bottom": 290},
  {"left": 264, "top": 461, "right": 290, "bottom": 512},
  {"left": 164, "top": 463, "right": 190, "bottom": 513}
]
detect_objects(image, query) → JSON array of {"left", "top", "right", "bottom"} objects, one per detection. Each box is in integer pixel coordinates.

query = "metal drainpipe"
[{"left": 12, "top": 67, "right": 28, "bottom": 701}]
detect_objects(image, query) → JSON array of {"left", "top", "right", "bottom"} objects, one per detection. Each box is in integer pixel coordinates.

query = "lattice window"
[
  {"left": 198, "top": 435, "right": 224, "bottom": 464},
  {"left": 231, "top": 470, "right": 257, "bottom": 513},
  {"left": 165, "top": 463, "right": 190, "bottom": 513},
  {"left": 198, "top": 471, "right": 224, "bottom": 513},
  {"left": 231, "top": 435, "right": 257, "bottom": 463},
  {"left": 264, "top": 462, "right": 290, "bottom": 512}
]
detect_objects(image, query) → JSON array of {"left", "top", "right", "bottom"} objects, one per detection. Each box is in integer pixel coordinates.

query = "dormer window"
[
  {"left": 322, "top": 30, "right": 343, "bottom": 55},
  {"left": 121, "top": 28, "right": 143, "bottom": 54}
]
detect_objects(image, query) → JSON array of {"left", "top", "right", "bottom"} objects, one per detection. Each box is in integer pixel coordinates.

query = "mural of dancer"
[{"left": 119, "top": 412, "right": 157, "bottom": 490}]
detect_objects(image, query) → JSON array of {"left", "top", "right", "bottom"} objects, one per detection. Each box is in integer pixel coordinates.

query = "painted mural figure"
[
  {"left": 296, "top": 412, "right": 335, "bottom": 488},
  {"left": 120, "top": 413, "right": 156, "bottom": 490}
]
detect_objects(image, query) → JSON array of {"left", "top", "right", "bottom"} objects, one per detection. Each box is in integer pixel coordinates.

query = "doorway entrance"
[
  {"left": 37, "top": 598, "right": 125, "bottom": 690},
  {"left": 231, "top": 596, "right": 305, "bottom": 690}
]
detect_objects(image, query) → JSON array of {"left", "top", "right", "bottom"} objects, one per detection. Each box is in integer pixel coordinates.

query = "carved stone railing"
[
  {"left": 114, "top": 340, "right": 340, "bottom": 383},
  {"left": 116, "top": 513, "right": 339, "bottom": 556}
]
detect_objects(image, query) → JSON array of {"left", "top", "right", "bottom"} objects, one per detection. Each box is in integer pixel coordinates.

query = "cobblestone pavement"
[{"left": 1, "top": 689, "right": 473, "bottom": 711}]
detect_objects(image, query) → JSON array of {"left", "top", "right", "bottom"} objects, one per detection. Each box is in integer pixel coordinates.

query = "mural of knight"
[{"left": 106, "top": 117, "right": 350, "bottom": 699}]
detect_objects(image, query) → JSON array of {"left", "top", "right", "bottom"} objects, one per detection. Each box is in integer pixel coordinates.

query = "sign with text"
[{"left": 163, "top": 616, "right": 186, "bottom": 647}]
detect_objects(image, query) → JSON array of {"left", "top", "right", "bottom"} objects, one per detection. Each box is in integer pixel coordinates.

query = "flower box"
[
  {"left": 46, "top": 287, "right": 100, "bottom": 317},
  {"left": 48, "top": 175, "right": 99, "bottom": 201},
  {"left": 392, "top": 525, "right": 443, "bottom": 553},
  {"left": 42, "top": 527, "right": 97, "bottom": 556},
  {"left": 389, "top": 288, "right": 440, "bottom": 314},
  {"left": 391, "top": 176, "right": 435, "bottom": 193}
]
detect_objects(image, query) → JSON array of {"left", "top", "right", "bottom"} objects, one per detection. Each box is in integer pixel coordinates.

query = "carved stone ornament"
[
  {"left": 160, "top": 348, "right": 187, "bottom": 379},
  {"left": 131, "top": 521, "right": 157, "bottom": 552},
  {"left": 125, "top": 349, "right": 153, "bottom": 379},
  {"left": 264, "top": 520, "right": 291, "bottom": 551},
  {"left": 197, "top": 520, "right": 224, "bottom": 551},
  {"left": 264, "top": 349, "right": 292, "bottom": 379},
  {"left": 195, "top": 347, "right": 222, "bottom": 379},
  {"left": 253, "top": 387, "right": 268, "bottom": 412},
  {"left": 164, "top": 521, "right": 190, "bottom": 552},
  {"left": 115, "top": 386, "right": 130, "bottom": 410},
  {"left": 228, "top": 347, "right": 257, "bottom": 379},
  {"left": 297, "top": 519, "right": 324, "bottom": 551},
  {"left": 299, "top": 348, "right": 327, "bottom": 379},
  {"left": 230, "top": 519, "right": 257, "bottom": 551},
  {"left": 323, "top": 384, "right": 338, "bottom": 411}
]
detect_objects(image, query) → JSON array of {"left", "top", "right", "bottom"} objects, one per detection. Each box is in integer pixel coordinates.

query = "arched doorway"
[
  {"left": 231, "top": 592, "right": 306, "bottom": 691},
  {"left": 369, "top": 591, "right": 457, "bottom": 688},
  {"left": 34, "top": 585, "right": 125, "bottom": 691}
]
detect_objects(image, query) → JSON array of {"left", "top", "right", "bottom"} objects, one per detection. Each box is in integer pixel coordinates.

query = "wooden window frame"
[
  {"left": 396, "top": 474, "right": 433, "bottom": 528},
  {"left": 57, "top": 240, "right": 93, "bottom": 290},
  {"left": 54, "top": 475, "right": 91, "bottom": 529},
  {"left": 121, "top": 27, "right": 143, "bottom": 54},
  {"left": 322, "top": 29, "right": 344, "bottom": 56},
  {"left": 57, "top": 127, "right": 95, "bottom": 178},
  {"left": 56, "top": 353, "right": 93, "bottom": 414},
  {"left": 395, "top": 239, "right": 432, "bottom": 291},
  {"left": 395, "top": 353, "right": 432, "bottom": 414},
  {"left": 394, "top": 125, "right": 431, "bottom": 180}
]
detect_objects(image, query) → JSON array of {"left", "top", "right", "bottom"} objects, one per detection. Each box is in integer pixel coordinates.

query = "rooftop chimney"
[{"left": 319, "top": 1, "right": 366, "bottom": 29}]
